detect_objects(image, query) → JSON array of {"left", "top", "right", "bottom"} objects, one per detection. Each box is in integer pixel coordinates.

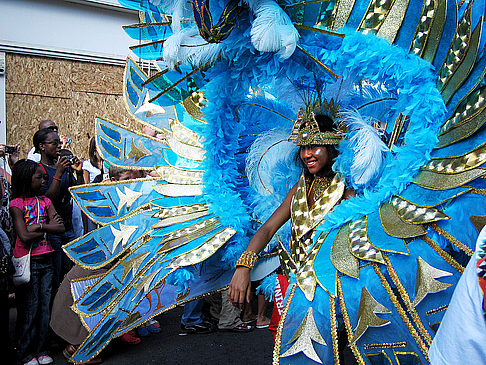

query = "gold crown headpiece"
[{"left": 289, "top": 98, "right": 345, "bottom": 146}]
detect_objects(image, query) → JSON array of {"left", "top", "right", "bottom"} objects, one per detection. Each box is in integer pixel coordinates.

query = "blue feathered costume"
[{"left": 64, "top": 0, "right": 486, "bottom": 363}]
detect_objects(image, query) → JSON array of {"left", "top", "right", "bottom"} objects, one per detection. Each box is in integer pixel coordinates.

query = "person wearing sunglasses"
[
  {"left": 32, "top": 128, "right": 83, "bottom": 295},
  {"left": 26, "top": 120, "right": 59, "bottom": 163}
]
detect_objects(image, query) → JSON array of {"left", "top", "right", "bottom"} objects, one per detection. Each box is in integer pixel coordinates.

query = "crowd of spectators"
[{"left": 2, "top": 120, "right": 272, "bottom": 365}]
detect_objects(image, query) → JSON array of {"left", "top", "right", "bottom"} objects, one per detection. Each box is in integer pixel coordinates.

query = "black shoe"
[{"left": 179, "top": 320, "right": 217, "bottom": 335}]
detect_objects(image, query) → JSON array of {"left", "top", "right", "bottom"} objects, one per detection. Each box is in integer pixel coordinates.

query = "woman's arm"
[
  {"left": 10, "top": 206, "right": 44, "bottom": 243},
  {"left": 228, "top": 183, "right": 297, "bottom": 307},
  {"left": 44, "top": 158, "right": 70, "bottom": 201},
  {"left": 83, "top": 169, "right": 90, "bottom": 185}
]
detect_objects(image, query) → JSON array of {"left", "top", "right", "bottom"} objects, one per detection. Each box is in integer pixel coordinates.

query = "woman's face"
[
  {"left": 31, "top": 166, "right": 45, "bottom": 194},
  {"left": 40, "top": 132, "right": 61, "bottom": 159},
  {"left": 300, "top": 145, "right": 329, "bottom": 175}
]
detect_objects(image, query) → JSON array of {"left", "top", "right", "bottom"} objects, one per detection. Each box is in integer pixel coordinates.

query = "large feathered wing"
[{"left": 66, "top": 0, "right": 486, "bottom": 363}]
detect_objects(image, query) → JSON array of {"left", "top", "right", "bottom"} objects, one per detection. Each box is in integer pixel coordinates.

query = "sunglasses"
[{"left": 47, "top": 126, "right": 59, "bottom": 132}]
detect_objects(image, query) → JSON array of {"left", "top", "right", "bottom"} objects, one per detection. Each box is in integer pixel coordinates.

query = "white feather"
[
  {"left": 339, "top": 108, "right": 389, "bottom": 186},
  {"left": 163, "top": 27, "right": 220, "bottom": 69},
  {"left": 245, "top": 0, "right": 299, "bottom": 59},
  {"left": 246, "top": 128, "right": 299, "bottom": 196}
]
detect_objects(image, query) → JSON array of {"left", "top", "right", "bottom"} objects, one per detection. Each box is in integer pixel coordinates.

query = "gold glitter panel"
[
  {"left": 379, "top": 202, "right": 426, "bottom": 238},
  {"left": 163, "top": 129, "right": 204, "bottom": 161},
  {"left": 440, "top": 85, "right": 485, "bottom": 134},
  {"left": 413, "top": 168, "right": 486, "bottom": 190},
  {"left": 280, "top": 307, "right": 326, "bottom": 363},
  {"left": 290, "top": 174, "right": 345, "bottom": 241},
  {"left": 155, "top": 165, "right": 204, "bottom": 184},
  {"left": 153, "top": 211, "right": 209, "bottom": 228},
  {"left": 348, "top": 218, "right": 385, "bottom": 263},
  {"left": 350, "top": 287, "right": 391, "bottom": 344},
  {"left": 391, "top": 196, "right": 449, "bottom": 224},
  {"left": 166, "top": 227, "right": 236, "bottom": 268},
  {"left": 412, "top": 257, "right": 452, "bottom": 307},
  {"left": 152, "top": 203, "right": 208, "bottom": 220},
  {"left": 436, "top": 4, "right": 472, "bottom": 91},
  {"left": 331, "top": 224, "right": 359, "bottom": 278},
  {"left": 376, "top": 0, "right": 409, "bottom": 43},
  {"left": 422, "top": 0, "right": 447, "bottom": 64},
  {"left": 409, "top": 0, "right": 438, "bottom": 56},
  {"left": 182, "top": 92, "right": 206, "bottom": 122},
  {"left": 423, "top": 144, "right": 486, "bottom": 174},
  {"left": 441, "top": 19, "right": 483, "bottom": 105},
  {"left": 159, "top": 217, "right": 220, "bottom": 253},
  {"left": 331, "top": 0, "right": 356, "bottom": 30},
  {"left": 169, "top": 117, "right": 203, "bottom": 147},
  {"left": 357, "top": 0, "right": 396, "bottom": 35},
  {"left": 437, "top": 106, "right": 486, "bottom": 147}
]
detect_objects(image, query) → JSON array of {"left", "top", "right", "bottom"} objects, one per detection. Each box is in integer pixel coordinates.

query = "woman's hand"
[
  {"left": 56, "top": 156, "right": 71, "bottom": 175},
  {"left": 228, "top": 267, "right": 252, "bottom": 310},
  {"left": 71, "top": 156, "right": 82, "bottom": 172}
]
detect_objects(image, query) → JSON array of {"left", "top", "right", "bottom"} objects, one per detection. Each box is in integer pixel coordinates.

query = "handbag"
[
  {"left": 12, "top": 247, "right": 31, "bottom": 286},
  {"left": 11, "top": 197, "right": 42, "bottom": 286}
]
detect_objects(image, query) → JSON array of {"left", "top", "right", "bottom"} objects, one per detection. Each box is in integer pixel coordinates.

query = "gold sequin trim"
[
  {"left": 430, "top": 223, "right": 474, "bottom": 256},
  {"left": 383, "top": 256, "right": 433, "bottom": 346},
  {"left": 422, "top": 235, "right": 465, "bottom": 273},
  {"left": 363, "top": 341, "right": 407, "bottom": 349},
  {"left": 372, "top": 263, "right": 430, "bottom": 360},
  {"left": 273, "top": 285, "right": 297, "bottom": 365},
  {"left": 336, "top": 277, "right": 366, "bottom": 365},
  {"left": 330, "top": 294, "right": 340, "bottom": 365},
  {"left": 426, "top": 304, "right": 448, "bottom": 316}
]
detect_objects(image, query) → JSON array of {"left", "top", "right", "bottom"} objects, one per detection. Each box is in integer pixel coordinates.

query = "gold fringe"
[
  {"left": 273, "top": 285, "right": 297, "bottom": 365},
  {"left": 372, "top": 264, "right": 430, "bottom": 361},
  {"left": 336, "top": 277, "right": 365, "bottom": 365},
  {"left": 430, "top": 223, "right": 474, "bottom": 256},
  {"left": 422, "top": 235, "right": 465, "bottom": 273},
  {"left": 383, "top": 256, "right": 433, "bottom": 346},
  {"left": 330, "top": 294, "right": 340, "bottom": 365}
]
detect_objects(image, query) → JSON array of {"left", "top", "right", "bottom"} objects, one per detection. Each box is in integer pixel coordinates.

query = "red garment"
[
  {"left": 269, "top": 274, "right": 289, "bottom": 339},
  {"left": 10, "top": 196, "right": 54, "bottom": 257}
]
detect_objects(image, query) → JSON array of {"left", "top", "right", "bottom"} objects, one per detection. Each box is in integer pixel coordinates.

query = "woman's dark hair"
[
  {"left": 11, "top": 159, "right": 40, "bottom": 198},
  {"left": 88, "top": 137, "right": 100, "bottom": 168},
  {"left": 297, "top": 114, "right": 338, "bottom": 175},
  {"left": 33, "top": 129, "right": 57, "bottom": 154}
]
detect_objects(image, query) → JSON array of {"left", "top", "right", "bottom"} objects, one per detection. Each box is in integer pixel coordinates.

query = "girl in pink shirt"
[{"left": 10, "top": 159, "right": 64, "bottom": 365}]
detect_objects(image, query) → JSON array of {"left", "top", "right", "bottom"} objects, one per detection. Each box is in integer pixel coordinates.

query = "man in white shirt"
[{"left": 428, "top": 226, "right": 486, "bottom": 364}]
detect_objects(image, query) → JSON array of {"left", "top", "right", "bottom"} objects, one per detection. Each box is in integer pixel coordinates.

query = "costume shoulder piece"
[{"left": 67, "top": 0, "right": 486, "bottom": 363}]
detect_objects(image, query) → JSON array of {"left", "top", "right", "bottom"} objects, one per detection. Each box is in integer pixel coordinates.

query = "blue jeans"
[
  {"left": 49, "top": 227, "right": 76, "bottom": 292},
  {"left": 181, "top": 299, "right": 204, "bottom": 326},
  {"left": 16, "top": 254, "right": 53, "bottom": 363}
]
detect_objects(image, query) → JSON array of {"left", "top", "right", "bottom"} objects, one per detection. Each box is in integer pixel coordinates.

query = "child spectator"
[{"left": 10, "top": 159, "right": 64, "bottom": 365}]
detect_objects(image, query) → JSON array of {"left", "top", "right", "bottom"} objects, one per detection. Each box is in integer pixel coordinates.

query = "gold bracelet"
[{"left": 235, "top": 250, "right": 258, "bottom": 269}]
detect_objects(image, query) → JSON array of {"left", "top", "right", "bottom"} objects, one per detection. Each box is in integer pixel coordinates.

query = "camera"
[
  {"left": 4, "top": 146, "right": 17, "bottom": 154},
  {"left": 62, "top": 156, "right": 74, "bottom": 164}
]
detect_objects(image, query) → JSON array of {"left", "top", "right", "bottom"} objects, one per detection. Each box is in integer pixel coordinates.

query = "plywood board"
[{"left": 6, "top": 54, "right": 72, "bottom": 98}]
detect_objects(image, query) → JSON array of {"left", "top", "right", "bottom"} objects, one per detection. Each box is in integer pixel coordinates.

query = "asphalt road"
[{"left": 9, "top": 304, "right": 274, "bottom": 365}]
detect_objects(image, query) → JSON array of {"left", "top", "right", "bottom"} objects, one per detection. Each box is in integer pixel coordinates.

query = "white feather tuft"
[
  {"left": 339, "top": 108, "right": 389, "bottom": 186},
  {"left": 246, "top": 128, "right": 299, "bottom": 196},
  {"left": 163, "top": 27, "right": 220, "bottom": 69},
  {"left": 245, "top": 0, "right": 299, "bottom": 59}
]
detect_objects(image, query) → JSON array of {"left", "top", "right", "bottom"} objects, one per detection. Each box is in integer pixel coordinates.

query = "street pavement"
[{"left": 55, "top": 305, "right": 274, "bottom": 365}]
